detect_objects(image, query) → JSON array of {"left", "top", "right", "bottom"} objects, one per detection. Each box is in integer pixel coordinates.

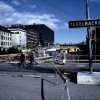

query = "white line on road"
[{"left": 0, "top": 73, "right": 55, "bottom": 78}]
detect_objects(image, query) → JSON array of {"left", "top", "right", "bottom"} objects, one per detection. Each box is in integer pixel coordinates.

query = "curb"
[{"left": 77, "top": 72, "right": 100, "bottom": 85}]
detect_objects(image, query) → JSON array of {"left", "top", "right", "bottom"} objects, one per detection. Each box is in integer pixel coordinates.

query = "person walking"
[
  {"left": 29, "top": 52, "right": 34, "bottom": 65},
  {"left": 20, "top": 52, "right": 25, "bottom": 66},
  {"left": 62, "top": 50, "right": 68, "bottom": 64}
]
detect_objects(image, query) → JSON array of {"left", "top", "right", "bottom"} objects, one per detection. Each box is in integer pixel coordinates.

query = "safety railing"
[
  {"left": 54, "top": 55, "right": 100, "bottom": 64},
  {"left": 41, "top": 66, "right": 71, "bottom": 100},
  {"left": 0, "top": 54, "right": 100, "bottom": 64},
  {"left": 66, "top": 55, "right": 100, "bottom": 63},
  {"left": 0, "top": 54, "right": 19, "bottom": 62}
]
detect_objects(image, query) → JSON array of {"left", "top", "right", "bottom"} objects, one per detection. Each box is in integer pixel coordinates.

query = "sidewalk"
[
  {"left": 0, "top": 74, "right": 100, "bottom": 100},
  {"left": 0, "top": 63, "right": 100, "bottom": 100}
]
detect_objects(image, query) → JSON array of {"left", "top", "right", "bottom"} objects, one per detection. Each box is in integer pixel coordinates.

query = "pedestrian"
[
  {"left": 62, "top": 50, "right": 68, "bottom": 64},
  {"left": 29, "top": 52, "right": 34, "bottom": 65},
  {"left": 20, "top": 52, "right": 25, "bottom": 66}
]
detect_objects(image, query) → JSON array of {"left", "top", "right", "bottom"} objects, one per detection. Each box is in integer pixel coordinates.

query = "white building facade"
[
  {"left": 8, "top": 28, "right": 27, "bottom": 49},
  {"left": 0, "top": 26, "right": 12, "bottom": 49}
]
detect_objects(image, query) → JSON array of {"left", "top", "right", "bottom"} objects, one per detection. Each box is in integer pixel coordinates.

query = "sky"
[{"left": 0, "top": 0, "right": 100, "bottom": 44}]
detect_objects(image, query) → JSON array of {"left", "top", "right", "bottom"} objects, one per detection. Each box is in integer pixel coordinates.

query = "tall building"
[
  {"left": 8, "top": 24, "right": 39, "bottom": 49},
  {"left": 24, "top": 26, "right": 39, "bottom": 49},
  {"left": 6, "top": 24, "right": 54, "bottom": 48},
  {"left": 25, "top": 24, "right": 54, "bottom": 46},
  {"left": 92, "top": 27, "right": 100, "bottom": 55},
  {"left": 0, "top": 25, "right": 12, "bottom": 49},
  {"left": 83, "top": 27, "right": 100, "bottom": 60},
  {"left": 8, "top": 28, "right": 27, "bottom": 49}
]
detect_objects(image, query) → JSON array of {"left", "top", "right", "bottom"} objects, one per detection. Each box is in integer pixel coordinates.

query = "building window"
[
  {"left": 16, "top": 32, "right": 19, "bottom": 34},
  {"left": 1, "top": 35, "right": 3, "bottom": 40},
  {"left": 1, "top": 41, "right": 3, "bottom": 45}
]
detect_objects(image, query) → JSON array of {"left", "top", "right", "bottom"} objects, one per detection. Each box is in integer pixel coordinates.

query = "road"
[{"left": 0, "top": 62, "right": 100, "bottom": 100}]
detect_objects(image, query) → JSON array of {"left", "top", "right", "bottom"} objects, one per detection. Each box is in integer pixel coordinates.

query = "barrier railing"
[
  {"left": 0, "top": 54, "right": 100, "bottom": 64},
  {"left": 67, "top": 55, "right": 100, "bottom": 63},
  {"left": 54, "top": 66, "right": 70, "bottom": 100},
  {"left": 55, "top": 54, "right": 100, "bottom": 64},
  {"left": 41, "top": 66, "right": 71, "bottom": 100},
  {"left": 0, "top": 54, "right": 19, "bottom": 62},
  {"left": 41, "top": 78, "right": 56, "bottom": 100},
  {"left": 0, "top": 54, "right": 54, "bottom": 63}
]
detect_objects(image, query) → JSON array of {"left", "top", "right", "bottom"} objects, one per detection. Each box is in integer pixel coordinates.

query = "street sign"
[{"left": 69, "top": 19, "right": 100, "bottom": 28}]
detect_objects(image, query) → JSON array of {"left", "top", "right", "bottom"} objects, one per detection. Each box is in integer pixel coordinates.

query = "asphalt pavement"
[{"left": 0, "top": 62, "right": 100, "bottom": 100}]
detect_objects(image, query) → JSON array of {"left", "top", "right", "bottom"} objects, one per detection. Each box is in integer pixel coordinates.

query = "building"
[
  {"left": 60, "top": 43, "right": 80, "bottom": 53},
  {"left": 8, "top": 28, "right": 27, "bottom": 49},
  {"left": 92, "top": 27, "right": 100, "bottom": 55},
  {"left": 79, "top": 27, "right": 100, "bottom": 60},
  {"left": 9, "top": 24, "right": 39, "bottom": 49},
  {"left": 25, "top": 24, "right": 54, "bottom": 47},
  {"left": 0, "top": 25, "right": 12, "bottom": 49},
  {"left": 6, "top": 24, "right": 54, "bottom": 48},
  {"left": 24, "top": 26, "right": 39, "bottom": 49}
]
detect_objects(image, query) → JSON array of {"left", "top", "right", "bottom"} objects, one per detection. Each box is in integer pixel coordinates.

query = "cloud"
[
  {"left": 0, "top": 1, "right": 62, "bottom": 30},
  {"left": 60, "top": 23, "right": 68, "bottom": 30},
  {"left": 0, "top": 1, "right": 15, "bottom": 12},
  {"left": 12, "top": 0, "right": 21, "bottom": 5},
  {"left": 90, "top": 0, "right": 100, "bottom": 3}
]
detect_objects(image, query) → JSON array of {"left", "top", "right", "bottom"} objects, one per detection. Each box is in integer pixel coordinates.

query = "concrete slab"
[{"left": 77, "top": 72, "right": 100, "bottom": 85}]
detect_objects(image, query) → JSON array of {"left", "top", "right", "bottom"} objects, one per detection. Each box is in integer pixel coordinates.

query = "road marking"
[
  {"left": 0, "top": 74, "right": 7, "bottom": 76},
  {"left": 0, "top": 73, "right": 55, "bottom": 78}
]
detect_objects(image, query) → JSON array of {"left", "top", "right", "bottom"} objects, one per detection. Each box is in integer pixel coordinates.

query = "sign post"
[
  {"left": 69, "top": 19, "right": 100, "bottom": 74},
  {"left": 69, "top": 19, "right": 100, "bottom": 28},
  {"left": 69, "top": 0, "right": 100, "bottom": 74}
]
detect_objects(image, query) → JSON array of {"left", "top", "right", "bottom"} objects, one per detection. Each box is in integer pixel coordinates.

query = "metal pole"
[
  {"left": 95, "top": 27, "right": 96, "bottom": 63},
  {"left": 65, "top": 79, "right": 70, "bottom": 100},
  {"left": 41, "top": 79, "right": 45, "bottom": 100},
  {"left": 54, "top": 69, "right": 59, "bottom": 84},
  {"left": 86, "top": 0, "right": 93, "bottom": 74}
]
